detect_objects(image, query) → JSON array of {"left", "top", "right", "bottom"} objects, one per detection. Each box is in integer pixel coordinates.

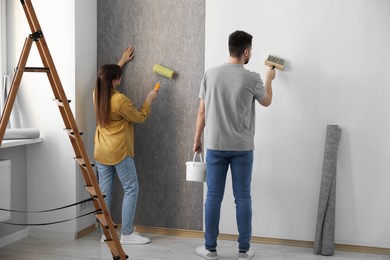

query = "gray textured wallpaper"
[{"left": 97, "top": 0, "right": 205, "bottom": 230}]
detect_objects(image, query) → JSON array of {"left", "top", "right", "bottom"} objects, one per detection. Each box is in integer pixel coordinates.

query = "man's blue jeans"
[
  {"left": 205, "top": 149, "right": 253, "bottom": 252},
  {"left": 96, "top": 156, "right": 139, "bottom": 235}
]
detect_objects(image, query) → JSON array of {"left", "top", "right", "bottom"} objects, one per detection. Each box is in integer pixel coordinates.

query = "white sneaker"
[
  {"left": 238, "top": 248, "right": 255, "bottom": 260},
  {"left": 100, "top": 235, "right": 106, "bottom": 244},
  {"left": 195, "top": 245, "right": 217, "bottom": 260},
  {"left": 120, "top": 232, "right": 150, "bottom": 245}
]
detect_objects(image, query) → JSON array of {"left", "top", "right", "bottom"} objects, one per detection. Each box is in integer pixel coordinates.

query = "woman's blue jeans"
[
  {"left": 205, "top": 149, "right": 253, "bottom": 252},
  {"left": 96, "top": 156, "right": 139, "bottom": 235}
]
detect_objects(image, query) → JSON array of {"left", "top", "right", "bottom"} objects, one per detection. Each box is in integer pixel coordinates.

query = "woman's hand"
[
  {"left": 118, "top": 46, "right": 135, "bottom": 68},
  {"left": 145, "top": 89, "right": 159, "bottom": 103}
]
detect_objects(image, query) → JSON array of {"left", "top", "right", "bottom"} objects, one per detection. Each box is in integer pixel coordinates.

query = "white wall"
[
  {"left": 75, "top": 0, "right": 97, "bottom": 232},
  {"left": 0, "top": 0, "right": 6, "bottom": 76},
  {"left": 206, "top": 0, "right": 390, "bottom": 248},
  {"left": 7, "top": 0, "right": 96, "bottom": 239}
]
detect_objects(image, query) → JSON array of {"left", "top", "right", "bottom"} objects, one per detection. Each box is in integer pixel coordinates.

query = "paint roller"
[{"left": 153, "top": 64, "right": 176, "bottom": 91}]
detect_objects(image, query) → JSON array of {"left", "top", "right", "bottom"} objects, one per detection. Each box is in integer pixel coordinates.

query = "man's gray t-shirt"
[{"left": 199, "top": 63, "right": 266, "bottom": 151}]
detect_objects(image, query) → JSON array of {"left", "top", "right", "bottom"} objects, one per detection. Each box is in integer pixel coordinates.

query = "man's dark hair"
[{"left": 228, "top": 30, "right": 253, "bottom": 58}]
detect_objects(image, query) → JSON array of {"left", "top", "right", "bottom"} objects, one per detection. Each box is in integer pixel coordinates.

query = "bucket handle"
[{"left": 192, "top": 152, "right": 203, "bottom": 163}]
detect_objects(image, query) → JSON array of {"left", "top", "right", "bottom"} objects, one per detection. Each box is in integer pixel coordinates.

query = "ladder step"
[
  {"left": 64, "top": 128, "right": 83, "bottom": 136},
  {"left": 53, "top": 98, "right": 71, "bottom": 106},
  {"left": 95, "top": 212, "right": 109, "bottom": 228},
  {"left": 75, "top": 157, "right": 86, "bottom": 167},
  {"left": 96, "top": 212, "right": 118, "bottom": 229},
  {"left": 24, "top": 67, "right": 50, "bottom": 73},
  {"left": 75, "top": 157, "right": 95, "bottom": 168},
  {"left": 14, "top": 66, "right": 50, "bottom": 73},
  {"left": 84, "top": 185, "right": 106, "bottom": 199},
  {"left": 84, "top": 185, "right": 97, "bottom": 197}
]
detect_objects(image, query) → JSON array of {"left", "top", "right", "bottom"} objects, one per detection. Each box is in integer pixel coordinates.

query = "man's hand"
[
  {"left": 266, "top": 67, "right": 276, "bottom": 81},
  {"left": 193, "top": 139, "right": 202, "bottom": 153}
]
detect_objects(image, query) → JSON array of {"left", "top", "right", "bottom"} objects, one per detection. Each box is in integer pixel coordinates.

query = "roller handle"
[{"left": 154, "top": 82, "right": 161, "bottom": 91}]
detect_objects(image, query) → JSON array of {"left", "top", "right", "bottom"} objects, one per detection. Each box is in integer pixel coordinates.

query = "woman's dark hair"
[
  {"left": 94, "top": 64, "right": 122, "bottom": 127},
  {"left": 228, "top": 30, "right": 253, "bottom": 58}
]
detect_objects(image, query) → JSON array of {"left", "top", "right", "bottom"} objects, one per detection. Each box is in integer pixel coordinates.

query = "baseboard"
[
  {"left": 0, "top": 227, "right": 29, "bottom": 248},
  {"left": 76, "top": 224, "right": 96, "bottom": 239},
  {"left": 28, "top": 227, "right": 76, "bottom": 240},
  {"left": 29, "top": 224, "right": 97, "bottom": 240},
  {"left": 3, "top": 225, "right": 388, "bottom": 255},
  {"left": 134, "top": 225, "right": 390, "bottom": 255},
  {"left": 333, "top": 244, "right": 390, "bottom": 255}
]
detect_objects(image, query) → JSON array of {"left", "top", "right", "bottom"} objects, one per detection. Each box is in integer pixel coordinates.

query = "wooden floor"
[{"left": 0, "top": 230, "right": 389, "bottom": 260}]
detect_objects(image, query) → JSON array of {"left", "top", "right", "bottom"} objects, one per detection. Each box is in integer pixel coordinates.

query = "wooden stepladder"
[{"left": 0, "top": 1, "right": 128, "bottom": 259}]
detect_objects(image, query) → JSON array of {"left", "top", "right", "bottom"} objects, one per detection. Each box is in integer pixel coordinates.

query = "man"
[{"left": 193, "top": 30, "right": 276, "bottom": 260}]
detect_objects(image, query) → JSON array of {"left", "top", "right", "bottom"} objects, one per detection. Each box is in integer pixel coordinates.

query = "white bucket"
[{"left": 186, "top": 152, "right": 206, "bottom": 182}]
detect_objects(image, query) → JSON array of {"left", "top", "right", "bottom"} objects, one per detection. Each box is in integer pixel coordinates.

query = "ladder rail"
[{"left": 21, "top": 0, "right": 43, "bottom": 41}]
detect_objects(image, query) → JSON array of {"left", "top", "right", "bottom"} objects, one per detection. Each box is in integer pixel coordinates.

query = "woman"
[{"left": 94, "top": 46, "right": 158, "bottom": 245}]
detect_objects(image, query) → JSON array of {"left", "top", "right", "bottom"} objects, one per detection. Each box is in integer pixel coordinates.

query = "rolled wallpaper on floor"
[{"left": 314, "top": 125, "right": 342, "bottom": 256}]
